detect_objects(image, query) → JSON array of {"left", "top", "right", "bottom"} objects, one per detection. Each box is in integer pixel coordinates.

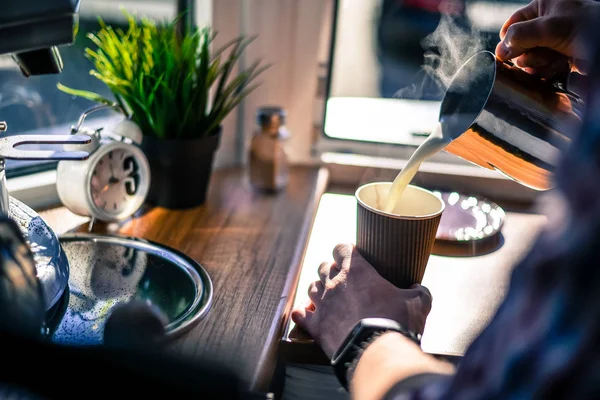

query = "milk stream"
[{"left": 383, "top": 122, "right": 451, "bottom": 213}]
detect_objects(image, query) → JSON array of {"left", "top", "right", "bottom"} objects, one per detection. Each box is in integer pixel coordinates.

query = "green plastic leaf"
[{"left": 56, "top": 83, "right": 115, "bottom": 106}]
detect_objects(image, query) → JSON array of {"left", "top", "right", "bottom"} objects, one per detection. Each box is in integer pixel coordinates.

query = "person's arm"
[{"left": 351, "top": 332, "right": 454, "bottom": 400}]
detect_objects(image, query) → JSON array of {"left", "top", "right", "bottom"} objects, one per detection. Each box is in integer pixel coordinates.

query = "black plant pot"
[{"left": 140, "top": 129, "right": 222, "bottom": 209}]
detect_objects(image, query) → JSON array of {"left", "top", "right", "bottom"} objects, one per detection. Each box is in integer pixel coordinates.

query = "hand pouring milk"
[{"left": 382, "top": 49, "right": 569, "bottom": 212}]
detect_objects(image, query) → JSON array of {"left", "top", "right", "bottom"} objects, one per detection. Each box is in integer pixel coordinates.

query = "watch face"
[{"left": 90, "top": 147, "right": 147, "bottom": 218}]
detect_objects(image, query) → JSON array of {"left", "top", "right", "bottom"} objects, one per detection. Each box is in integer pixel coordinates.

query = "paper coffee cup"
[{"left": 355, "top": 182, "right": 445, "bottom": 288}]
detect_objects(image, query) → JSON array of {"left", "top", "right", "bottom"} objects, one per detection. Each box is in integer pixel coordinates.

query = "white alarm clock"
[{"left": 56, "top": 107, "right": 151, "bottom": 222}]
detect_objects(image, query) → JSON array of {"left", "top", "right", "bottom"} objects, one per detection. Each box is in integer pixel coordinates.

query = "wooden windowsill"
[{"left": 39, "top": 166, "right": 330, "bottom": 393}]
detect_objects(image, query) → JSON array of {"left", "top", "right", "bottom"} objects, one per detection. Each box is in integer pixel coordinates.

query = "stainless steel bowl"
[{"left": 48, "top": 234, "right": 213, "bottom": 345}]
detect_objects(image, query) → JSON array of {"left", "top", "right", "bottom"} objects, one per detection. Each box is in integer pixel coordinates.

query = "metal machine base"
[{"left": 11, "top": 196, "right": 70, "bottom": 311}]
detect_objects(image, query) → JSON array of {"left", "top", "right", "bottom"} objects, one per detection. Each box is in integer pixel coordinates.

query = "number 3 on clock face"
[{"left": 57, "top": 141, "right": 151, "bottom": 222}]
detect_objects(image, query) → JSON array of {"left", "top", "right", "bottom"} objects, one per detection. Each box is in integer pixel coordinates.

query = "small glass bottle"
[{"left": 249, "top": 106, "right": 290, "bottom": 192}]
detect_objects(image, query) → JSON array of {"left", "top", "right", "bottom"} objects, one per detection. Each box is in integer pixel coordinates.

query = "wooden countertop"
[
  {"left": 39, "top": 166, "right": 329, "bottom": 392},
  {"left": 280, "top": 192, "right": 547, "bottom": 365}
]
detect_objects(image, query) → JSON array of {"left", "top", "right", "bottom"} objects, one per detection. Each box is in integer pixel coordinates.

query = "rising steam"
[{"left": 395, "top": 14, "right": 487, "bottom": 100}]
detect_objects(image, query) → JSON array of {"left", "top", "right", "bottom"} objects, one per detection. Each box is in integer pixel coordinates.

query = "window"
[{"left": 319, "top": 0, "right": 530, "bottom": 156}]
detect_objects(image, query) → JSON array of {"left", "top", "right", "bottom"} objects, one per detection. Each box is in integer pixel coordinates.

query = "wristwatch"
[{"left": 331, "top": 318, "right": 422, "bottom": 391}]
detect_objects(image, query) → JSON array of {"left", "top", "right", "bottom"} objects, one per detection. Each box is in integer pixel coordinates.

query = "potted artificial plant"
[{"left": 58, "top": 11, "right": 268, "bottom": 209}]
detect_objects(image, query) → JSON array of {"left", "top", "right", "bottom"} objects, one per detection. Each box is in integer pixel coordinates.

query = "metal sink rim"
[{"left": 59, "top": 233, "right": 213, "bottom": 340}]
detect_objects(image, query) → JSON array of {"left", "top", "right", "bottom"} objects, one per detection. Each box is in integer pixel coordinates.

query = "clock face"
[{"left": 89, "top": 147, "right": 147, "bottom": 217}]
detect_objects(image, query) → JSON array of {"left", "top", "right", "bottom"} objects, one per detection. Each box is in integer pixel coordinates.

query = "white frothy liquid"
[{"left": 383, "top": 122, "right": 451, "bottom": 213}]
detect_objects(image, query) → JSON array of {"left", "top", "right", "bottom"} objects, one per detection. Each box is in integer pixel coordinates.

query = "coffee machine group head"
[{"left": 0, "top": 1, "right": 81, "bottom": 76}]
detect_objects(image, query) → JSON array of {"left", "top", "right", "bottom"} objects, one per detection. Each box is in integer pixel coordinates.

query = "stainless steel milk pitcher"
[{"left": 440, "top": 50, "right": 582, "bottom": 190}]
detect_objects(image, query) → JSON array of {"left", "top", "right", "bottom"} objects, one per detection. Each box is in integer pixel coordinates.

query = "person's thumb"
[{"left": 496, "top": 16, "right": 573, "bottom": 61}]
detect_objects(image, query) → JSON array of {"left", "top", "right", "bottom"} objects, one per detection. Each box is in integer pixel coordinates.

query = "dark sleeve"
[{"left": 383, "top": 373, "right": 450, "bottom": 399}]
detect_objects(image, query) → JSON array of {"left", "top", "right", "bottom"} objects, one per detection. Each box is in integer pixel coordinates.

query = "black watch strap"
[{"left": 331, "top": 318, "right": 421, "bottom": 391}]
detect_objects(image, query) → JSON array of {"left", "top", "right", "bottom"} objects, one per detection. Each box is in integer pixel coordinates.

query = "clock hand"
[
  {"left": 100, "top": 177, "right": 121, "bottom": 194},
  {"left": 100, "top": 183, "right": 112, "bottom": 194}
]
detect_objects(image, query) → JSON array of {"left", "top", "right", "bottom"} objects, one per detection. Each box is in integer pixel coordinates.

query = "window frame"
[
  {"left": 5, "top": 0, "right": 541, "bottom": 210},
  {"left": 315, "top": 0, "right": 466, "bottom": 162}
]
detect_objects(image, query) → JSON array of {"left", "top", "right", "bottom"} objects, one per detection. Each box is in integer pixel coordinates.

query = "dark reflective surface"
[
  {"left": 0, "top": 217, "right": 46, "bottom": 339},
  {"left": 49, "top": 235, "right": 211, "bottom": 346}
]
